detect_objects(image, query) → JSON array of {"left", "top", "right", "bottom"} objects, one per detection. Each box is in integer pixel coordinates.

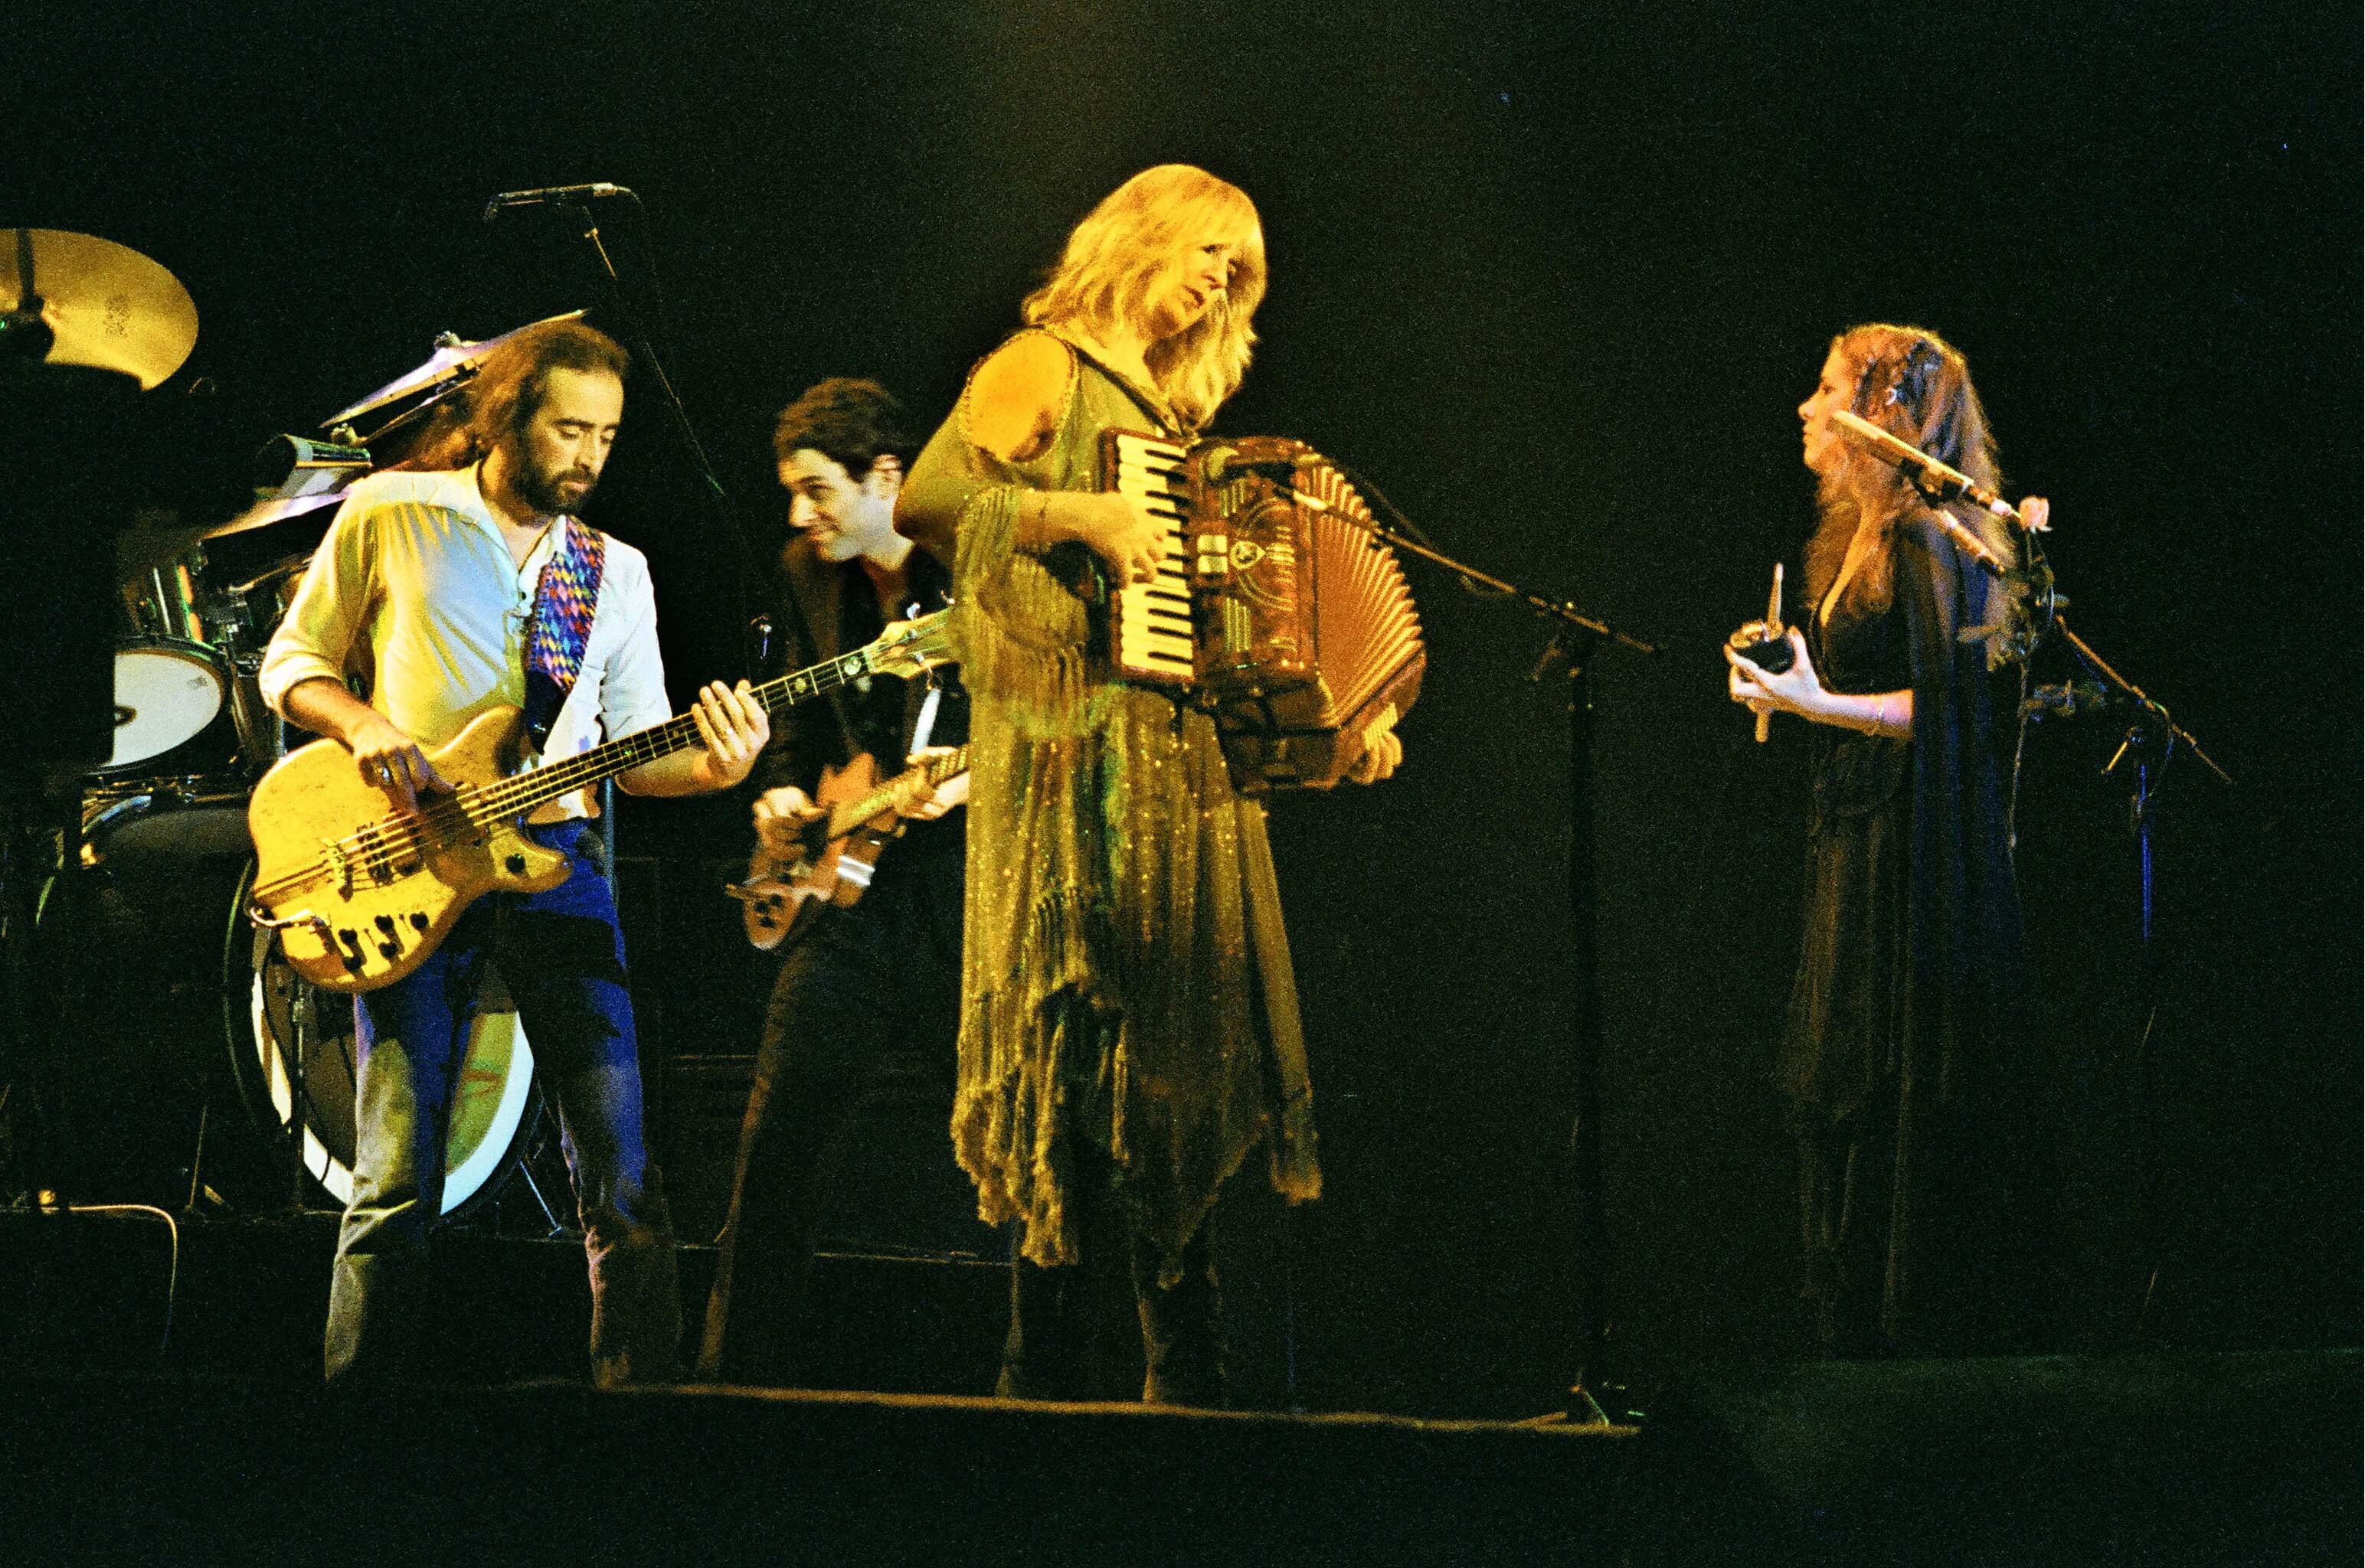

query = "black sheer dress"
[{"left": 1782, "top": 509, "right": 2036, "bottom": 1354}]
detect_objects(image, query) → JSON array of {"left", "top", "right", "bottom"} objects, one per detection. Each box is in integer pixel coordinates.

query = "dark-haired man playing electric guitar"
[{"left": 698, "top": 377, "right": 970, "bottom": 1385}]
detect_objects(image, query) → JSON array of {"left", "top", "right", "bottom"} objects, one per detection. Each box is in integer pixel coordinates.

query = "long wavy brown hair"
[
  {"left": 1022, "top": 164, "right": 1266, "bottom": 433},
  {"left": 394, "top": 319, "right": 632, "bottom": 472},
  {"left": 1801, "top": 323, "right": 2010, "bottom": 653}
]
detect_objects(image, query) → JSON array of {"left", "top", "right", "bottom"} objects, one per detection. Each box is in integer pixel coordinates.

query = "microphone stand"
[
  {"left": 1902, "top": 462, "right": 2233, "bottom": 1341},
  {"left": 2033, "top": 613, "right": 2228, "bottom": 1339},
  {"left": 535, "top": 198, "right": 778, "bottom": 681},
  {"left": 1307, "top": 475, "right": 1657, "bottom": 1425},
  {"left": 548, "top": 197, "right": 855, "bottom": 756},
  {"left": 561, "top": 199, "right": 725, "bottom": 518}
]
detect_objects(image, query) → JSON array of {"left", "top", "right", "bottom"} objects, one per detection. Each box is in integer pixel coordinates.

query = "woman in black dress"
[{"left": 1728, "top": 325, "right": 2046, "bottom": 1354}]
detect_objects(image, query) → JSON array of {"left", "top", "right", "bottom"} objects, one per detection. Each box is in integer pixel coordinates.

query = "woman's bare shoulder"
[{"left": 964, "top": 330, "right": 1074, "bottom": 461}]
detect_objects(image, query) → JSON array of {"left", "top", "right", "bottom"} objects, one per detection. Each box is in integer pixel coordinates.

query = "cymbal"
[
  {"left": 323, "top": 308, "right": 588, "bottom": 427},
  {"left": 202, "top": 488, "right": 346, "bottom": 543},
  {"left": 1, "top": 229, "right": 199, "bottom": 390}
]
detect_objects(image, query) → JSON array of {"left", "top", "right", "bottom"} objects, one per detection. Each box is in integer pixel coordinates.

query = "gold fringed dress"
[{"left": 898, "top": 331, "right": 1320, "bottom": 1282}]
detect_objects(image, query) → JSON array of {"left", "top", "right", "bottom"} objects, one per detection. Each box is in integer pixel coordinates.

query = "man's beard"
[{"left": 515, "top": 454, "right": 598, "bottom": 518}]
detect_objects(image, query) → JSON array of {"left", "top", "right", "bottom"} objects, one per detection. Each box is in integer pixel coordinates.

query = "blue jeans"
[{"left": 322, "top": 821, "right": 680, "bottom": 1386}]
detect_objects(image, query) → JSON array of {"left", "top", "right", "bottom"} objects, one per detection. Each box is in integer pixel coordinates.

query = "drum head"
[
  {"left": 234, "top": 864, "right": 541, "bottom": 1217},
  {"left": 108, "top": 639, "right": 227, "bottom": 770}
]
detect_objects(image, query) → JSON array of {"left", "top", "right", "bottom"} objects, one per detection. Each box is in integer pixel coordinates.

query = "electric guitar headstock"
[{"left": 866, "top": 609, "right": 957, "bottom": 681}]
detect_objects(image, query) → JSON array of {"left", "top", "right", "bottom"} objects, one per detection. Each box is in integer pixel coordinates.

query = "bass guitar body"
[{"left": 247, "top": 707, "right": 568, "bottom": 993}]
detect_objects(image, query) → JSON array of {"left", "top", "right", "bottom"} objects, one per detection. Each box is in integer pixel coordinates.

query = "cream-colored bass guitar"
[{"left": 246, "top": 611, "right": 954, "bottom": 992}]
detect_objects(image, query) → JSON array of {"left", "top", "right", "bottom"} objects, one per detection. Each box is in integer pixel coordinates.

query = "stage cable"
[{"left": 60, "top": 1202, "right": 181, "bottom": 1356}]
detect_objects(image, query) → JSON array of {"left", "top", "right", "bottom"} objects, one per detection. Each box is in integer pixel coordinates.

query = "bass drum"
[
  {"left": 70, "top": 794, "right": 542, "bottom": 1217},
  {"left": 235, "top": 860, "right": 544, "bottom": 1217}
]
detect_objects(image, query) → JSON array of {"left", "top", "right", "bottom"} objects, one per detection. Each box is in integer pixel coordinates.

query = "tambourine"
[{"left": 1726, "top": 619, "right": 1795, "bottom": 675}]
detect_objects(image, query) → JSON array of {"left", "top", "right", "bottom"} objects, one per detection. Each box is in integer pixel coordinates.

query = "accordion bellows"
[{"left": 1102, "top": 430, "right": 1426, "bottom": 792}]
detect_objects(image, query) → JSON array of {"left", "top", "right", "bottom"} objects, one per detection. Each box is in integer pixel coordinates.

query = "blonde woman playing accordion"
[{"left": 897, "top": 165, "right": 1402, "bottom": 1406}]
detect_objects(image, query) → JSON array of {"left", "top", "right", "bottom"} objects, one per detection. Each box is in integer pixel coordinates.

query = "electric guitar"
[
  {"left": 725, "top": 744, "right": 970, "bottom": 951},
  {"left": 246, "top": 611, "right": 955, "bottom": 992}
]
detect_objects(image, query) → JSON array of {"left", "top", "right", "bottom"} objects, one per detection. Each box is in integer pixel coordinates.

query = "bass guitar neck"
[{"left": 248, "top": 612, "right": 955, "bottom": 992}]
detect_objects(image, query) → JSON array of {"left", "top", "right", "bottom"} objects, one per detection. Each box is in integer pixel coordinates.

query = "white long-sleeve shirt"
[{"left": 258, "top": 464, "right": 672, "bottom": 820}]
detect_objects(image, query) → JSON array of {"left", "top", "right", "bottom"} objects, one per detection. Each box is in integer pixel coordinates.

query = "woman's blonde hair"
[
  {"left": 1804, "top": 323, "right": 2013, "bottom": 655},
  {"left": 1023, "top": 164, "right": 1266, "bottom": 432}
]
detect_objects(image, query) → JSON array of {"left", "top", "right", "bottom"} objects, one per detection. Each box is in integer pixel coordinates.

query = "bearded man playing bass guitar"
[
  {"left": 696, "top": 377, "right": 972, "bottom": 1387},
  {"left": 258, "top": 318, "right": 770, "bottom": 1387}
]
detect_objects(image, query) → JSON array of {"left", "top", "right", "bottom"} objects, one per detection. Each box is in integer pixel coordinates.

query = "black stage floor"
[{"left": 2, "top": 1208, "right": 2357, "bottom": 1566}]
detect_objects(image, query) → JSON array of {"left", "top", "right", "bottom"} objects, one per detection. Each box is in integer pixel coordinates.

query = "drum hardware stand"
[
  {"left": 1301, "top": 463, "right": 1659, "bottom": 1425},
  {"left": 329, "top": 393, "right": 450, "bottom": 466},
  {"left": 241, "top": 904, "right": 343, "bottom": 1212},
  {"left": 283, "top": 965, "right": 319, "bottom": 1210},
  {"left": 509, "top": 1132, "right": 570, "bottom": 1238},
  {"left": 0, "top": 228, "right": 57, "bottom": 365}
]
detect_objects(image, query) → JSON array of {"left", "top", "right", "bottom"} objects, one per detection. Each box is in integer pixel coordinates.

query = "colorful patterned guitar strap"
[{"left": 522, "top": 516, "right": 606, "bottom": 753}]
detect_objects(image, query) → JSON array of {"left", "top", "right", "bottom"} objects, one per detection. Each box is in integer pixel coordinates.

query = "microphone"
[
  {"left": 1199, "top": 446, "right": 1300, "bottom": 487},
  {"left": 1828, "top": 409, "right": 2037, "bottom": 524},
  {"left": 2020, "top": 678, "right": 2109, "bottom": 720},
  {"left": 1827, "top": 409, "right": 2023, "bottom": 575},
  {"left": 482, "top": 183, "right": 633, "bottom": 222}
]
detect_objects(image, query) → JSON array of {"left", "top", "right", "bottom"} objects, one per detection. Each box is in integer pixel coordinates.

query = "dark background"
[{"left": 8, "top": 0, "right": 2356, "bottom": 1416}]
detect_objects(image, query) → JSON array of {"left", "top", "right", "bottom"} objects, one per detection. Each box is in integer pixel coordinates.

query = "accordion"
[{"left": 1099, "top": 430, "right": 1425, "bottom": 792}]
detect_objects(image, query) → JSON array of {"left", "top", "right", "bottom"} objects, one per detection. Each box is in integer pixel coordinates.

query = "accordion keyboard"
[{"left": 1106, "top": 431, "right": 1196, "bottom": 686}]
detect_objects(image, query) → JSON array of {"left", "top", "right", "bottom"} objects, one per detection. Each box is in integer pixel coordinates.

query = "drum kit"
[{"left": 6, "top": 227, "right": 582, "bottom": 1219}]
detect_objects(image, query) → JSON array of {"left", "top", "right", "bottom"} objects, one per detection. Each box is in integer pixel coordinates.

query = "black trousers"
[{"left": 697, "top": 837, "right": 963, "bottom": 1387}]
